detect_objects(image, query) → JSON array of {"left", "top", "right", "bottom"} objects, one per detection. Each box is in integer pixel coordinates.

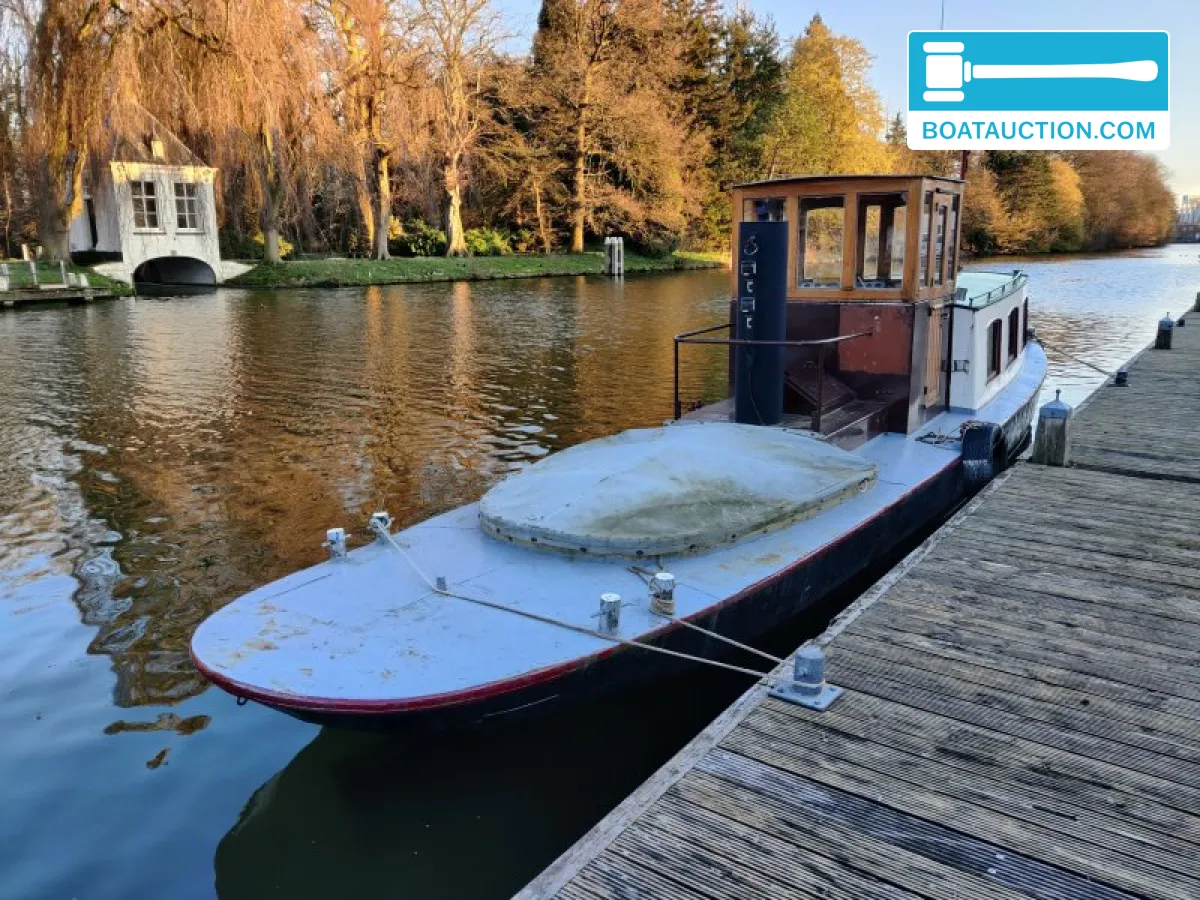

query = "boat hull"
[
  {"left": 196, "top": 346, "right": 1044, "bottom": 733},
  {"left": 258, "top": 457, "right": 965, "bottom": 732}
]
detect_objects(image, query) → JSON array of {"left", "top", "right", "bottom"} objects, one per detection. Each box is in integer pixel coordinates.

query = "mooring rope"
[
  {"left": 1038, "top": 336, "right": 1115, "bottom": 378},
  {"left": 627, "top": 565, "right": 787, "bottom": 666},
  {"left": 368, "top": 521, "right": 793, "bottom": 686}
]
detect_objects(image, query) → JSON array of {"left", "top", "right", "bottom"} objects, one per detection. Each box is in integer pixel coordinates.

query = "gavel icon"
[{"left": 923, "top": 41, "right": 1159, "bottom": 103}]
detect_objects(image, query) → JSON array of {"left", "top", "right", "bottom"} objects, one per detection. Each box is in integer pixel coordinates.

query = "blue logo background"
[{"left": 908, "top": 31, "right": 1169, "bottom": 112}]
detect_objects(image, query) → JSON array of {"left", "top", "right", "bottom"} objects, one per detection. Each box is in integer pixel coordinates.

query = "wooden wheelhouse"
[{"left": 729, "top": 174, "right": 966, "bottom": 442}]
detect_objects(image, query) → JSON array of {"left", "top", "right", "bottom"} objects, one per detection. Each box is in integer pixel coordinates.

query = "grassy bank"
[
  {"left": 227, "top": 250, "right": 726, "bottom": 289},
  {"left": 2, "top": 261, "right": 133, "bottom": 296}
]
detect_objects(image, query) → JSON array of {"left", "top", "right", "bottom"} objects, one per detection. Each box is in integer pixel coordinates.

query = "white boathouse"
[{"left": 69, "top": 116, "right": 223, "bottom": 291}]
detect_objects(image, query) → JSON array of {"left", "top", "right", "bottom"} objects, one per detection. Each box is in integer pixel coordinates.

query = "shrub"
[
  {"left": 391, "top": 220, "right": 448, "bottom": 257},
  {"left": 629, "top": 232, "right": 679, "bottom": 259},
  {"left": 219, "top": 228, "right": 294, "bottom": 260},
  {"left": 464, "top": 227, "right": 512, "bottom": 256}
]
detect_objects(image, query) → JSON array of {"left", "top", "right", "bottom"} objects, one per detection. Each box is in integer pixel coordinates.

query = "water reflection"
[
  {"left": 214, "top": 664, "right": 750, "bottom": 900},
  {"left": 0, "top": 272, "right": 731, "bottom": 711}
]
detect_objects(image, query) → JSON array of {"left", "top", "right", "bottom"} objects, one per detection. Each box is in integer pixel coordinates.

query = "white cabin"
[
  {"left": 949, "top": 272, "right": 1030, "bottom": 411},
  {"left": 69, "top": 121, "right": 222, "bottom": 292}
]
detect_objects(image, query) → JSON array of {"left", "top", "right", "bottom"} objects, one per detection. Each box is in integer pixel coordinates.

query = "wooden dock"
[
  {"left": 518, "top": 311, "right": 1200, "bottom": 900},
  {"left": 1, "top": 288, "right": 115, "bottom": 308}
]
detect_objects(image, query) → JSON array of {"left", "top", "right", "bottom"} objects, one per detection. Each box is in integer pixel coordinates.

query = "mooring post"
[
  {"left": 59, "top": 261, "right": 67, "bottom": 286},
  {"left": 1155, "top": 313, "right": 1174, "bottom": 350},
  {"left": 769, "top": 645, "right": 843, "bottom": 710},
  {"left": 1032, "top": 389, "right": 1072, "bottom": 466},
  {"left": 603, "top": 237, "right": 624, "bottom": 277},
  {"left": 28, "top": 259, "right": 37, "bottom": 287}
]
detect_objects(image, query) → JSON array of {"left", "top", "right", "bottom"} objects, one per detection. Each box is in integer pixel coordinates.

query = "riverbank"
[{"left": 226, "top": 250, "right": 726, "bottom": 289}]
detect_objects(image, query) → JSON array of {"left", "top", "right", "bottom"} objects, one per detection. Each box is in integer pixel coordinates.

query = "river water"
[{"left": 1, "top": 246, "right": 1197, "bottom": 900}]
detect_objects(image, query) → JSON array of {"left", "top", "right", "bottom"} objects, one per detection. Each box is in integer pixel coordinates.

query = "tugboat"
[{"left": 191, "top": 173, "right": 1044, "bottom": 729}]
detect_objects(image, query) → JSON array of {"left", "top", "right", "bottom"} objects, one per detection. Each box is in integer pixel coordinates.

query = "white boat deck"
[{"left": 190, "top": 345, "right": 1047, "bottom": 712}]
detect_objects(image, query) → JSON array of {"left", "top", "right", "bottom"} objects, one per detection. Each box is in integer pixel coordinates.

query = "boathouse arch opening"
[{"left": 132, "top": 256, "right": 217, "bottom": 294}]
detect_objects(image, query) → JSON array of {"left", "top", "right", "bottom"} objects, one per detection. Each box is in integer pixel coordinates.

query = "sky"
[{"left": 495, "top": 0, "right": 1200, "bottom": 199}]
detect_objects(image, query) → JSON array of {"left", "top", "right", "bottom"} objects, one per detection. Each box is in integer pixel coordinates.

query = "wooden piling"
[{"left": 519, "top": 307, "right": 1200, "bottom": 900}]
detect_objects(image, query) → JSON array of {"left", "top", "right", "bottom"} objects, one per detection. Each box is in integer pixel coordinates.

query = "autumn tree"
[
  {"left": 23, "top": 0, "right": 133, "bottom": 260},
  {"left": 417, "top": 0, "right": 499, "bottom": 256},
  {"left": 763, "top": 14, "right": 889, "bottom": 178},
  {"left": 0, "top": 1, "right": 30, "bottom": 254},
  {"left": 1066, "top": 151, "right": 1175, "bottom": 250},
  {"left": 127, "top": 0, "right": 338, "bottom": 263},
  {"left": 313, "top": 0, "right": 422, "bottom": 259}
]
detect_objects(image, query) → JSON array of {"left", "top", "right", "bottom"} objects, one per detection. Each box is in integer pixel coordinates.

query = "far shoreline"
[{"left": 224, "top": 250, "right": 728, "bottom": 290}]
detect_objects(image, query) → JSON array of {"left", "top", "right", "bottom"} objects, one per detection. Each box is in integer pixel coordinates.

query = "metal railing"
[
  {"left": 673, "top": 323, "right": 876, "bottom": 431},
  {"left": 955, "top": 271, "right": 1028, "bottom": 310}
]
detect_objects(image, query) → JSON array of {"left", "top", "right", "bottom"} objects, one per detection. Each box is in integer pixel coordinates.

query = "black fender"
[{"left": 961, "top": 421, "right": 1005, "bottom": 493}]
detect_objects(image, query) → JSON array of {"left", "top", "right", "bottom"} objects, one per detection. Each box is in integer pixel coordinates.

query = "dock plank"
[{"left": 519, "top": 309, "right": 1200, "bottom": 900}]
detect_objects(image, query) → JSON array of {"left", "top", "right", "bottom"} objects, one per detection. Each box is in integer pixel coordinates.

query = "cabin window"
[
  {"left": 1008, "top": 308, "right": 1020, "bottom": 362},
  {"left": 987, "top": 319, "right": 1002, "bottom": 380},
  {"left": 798, "top": 196, "right": 844, "bottom": 289},
  {"left": 947, "top": 195, "right": 960, "bottom": 279},
  {"left": 1022, "top": 297, "right": 1029, "bottom": 346},
  {"left": 174, "top": 183, "right": 201, "bottom": 231},
  {"left": 131, "top": 181, "right": 159, "bottom": 230},
  {"left": 919, "top": 191, "right": 932, "bottom": 285},
  {"left": 742, "top": 197, "right": 787, "bottom": 222},
  {"left": 856, "top": 193, "right": 906, "bottom": 289},
  {"left": 933, "top": 204, "right": 948, "bottom": 286}
]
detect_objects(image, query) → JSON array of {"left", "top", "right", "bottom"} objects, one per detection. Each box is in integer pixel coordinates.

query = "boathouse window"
[
  {"left": 742, "top": 197, "right": 787, "bottom": 222},
  {"left": 174, "top": 183, "right": 201, "bottom": 231},
  {"left": 798, "top": 196, "right": 844, "bottom": 289},
  {"left": 131, "top": 181, "right": 159, "bottom": 230},
  {"left": 919, "top": 191, "right": 933, "bottom": 285},
  {"left": 856, "top": 193, "right": 907, "bottom": 289},
  {"left": 987, "top": 319, "right": 1003, "bottom": 380},
  {"left": 1008, "top": 308, "right": 1020, "bottom": 362}
]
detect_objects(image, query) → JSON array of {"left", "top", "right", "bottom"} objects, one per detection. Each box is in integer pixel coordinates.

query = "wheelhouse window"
[
  {"left": 174, "top": 183, "right": 200, "bottom": 231},
  {"left": 987, "top": 319, "right": 1003, "bottom": 380},
  {"left": 798, "top": 196, "right": 844, "bottom": 289},
  {"left": 947, "top": 195, "right": 960, "bottom": 279},
  {"left": 919, "top": 191, "right": 932, "bottom": 285},
  {"left": 1008, "top": 308, "right": 1020, "bottom": 362},
  {"left": 131, "top": 181, "right": 159, "bottom": 230},
  {"left": 933, "top": 203, "right": 948, "bottom": 287},
  {"left": 742, "top": 197, "right": 787, "bottom": 222},
  {"left": 856, "top": 192, "right": 906, "bottom": 290}
]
